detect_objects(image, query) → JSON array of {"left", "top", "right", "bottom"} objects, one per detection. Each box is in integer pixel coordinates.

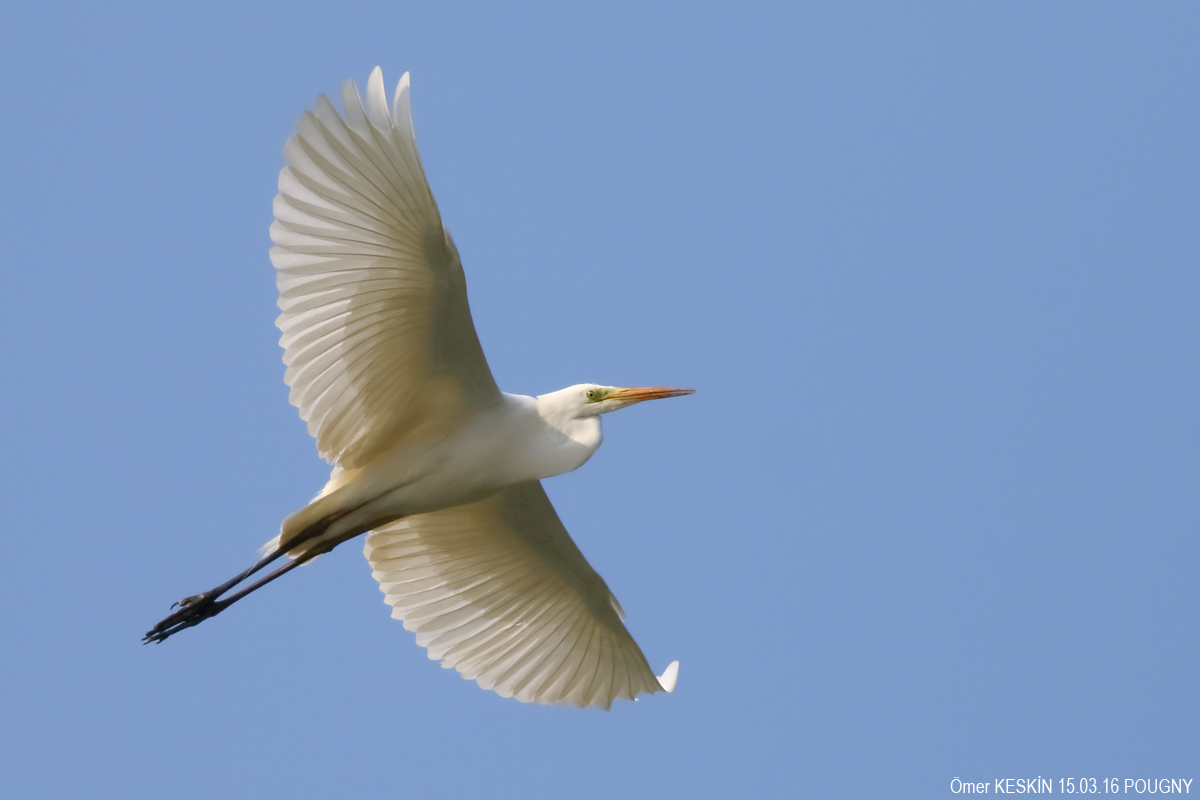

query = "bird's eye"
[{"left": 586, "top": 390, "right": 598, "bottom": 401}]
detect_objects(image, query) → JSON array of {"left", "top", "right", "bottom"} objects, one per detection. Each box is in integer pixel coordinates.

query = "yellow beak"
[{"left": 608, "top": 387, "right": 696, "bottom": 405}]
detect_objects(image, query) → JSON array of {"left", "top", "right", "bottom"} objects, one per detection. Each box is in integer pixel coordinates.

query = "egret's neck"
[
  {"left": 536, "top": 396, "right": 603, "bottom": 450},
  {"left": 530, "top": 392, "right": 603, "bottom": 476}
]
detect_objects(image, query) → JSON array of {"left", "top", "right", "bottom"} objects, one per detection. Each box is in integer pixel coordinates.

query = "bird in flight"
[{"left": 145, "top": 68, "right": 691, "bottom": 709}]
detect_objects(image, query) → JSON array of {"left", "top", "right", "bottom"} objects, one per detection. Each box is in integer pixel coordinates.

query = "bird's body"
[
  {"left": 280, "top": 388, "right": 602, "bottom": 557},
  {"left": 146, "top": 67, "right": 690, "bottom": 709}
]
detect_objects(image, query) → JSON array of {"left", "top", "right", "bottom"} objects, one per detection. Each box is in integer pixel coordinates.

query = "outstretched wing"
[
  {"left": 271, "top": 67, "right": 499, "bottom": 468},
  {"left": 364, "top": 481, "right": 676, "bottom": 708}
]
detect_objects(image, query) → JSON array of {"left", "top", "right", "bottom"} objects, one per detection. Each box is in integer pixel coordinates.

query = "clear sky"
[{"left": 2, "top": 2, "right": 1197, "bottom": 797}]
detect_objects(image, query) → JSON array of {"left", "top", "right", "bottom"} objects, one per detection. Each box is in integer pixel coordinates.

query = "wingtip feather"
[
  {"left": 657, "top": 660, "right": 679, "bottom": 693},
  {"left": 392, "top": 71, "right": 413, "bottom": 127}
]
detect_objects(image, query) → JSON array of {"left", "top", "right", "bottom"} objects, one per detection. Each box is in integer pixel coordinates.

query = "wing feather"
[
  {"left": 272, "top": 68, "right": 499, "bottom": 467},
  {"left": 363, "top": 481, "right": 667, "bottom": 708}
]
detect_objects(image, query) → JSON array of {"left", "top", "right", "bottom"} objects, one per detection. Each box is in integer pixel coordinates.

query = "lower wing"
[{"left": 363, "top": 481, "right": 677, "bottom": 708}]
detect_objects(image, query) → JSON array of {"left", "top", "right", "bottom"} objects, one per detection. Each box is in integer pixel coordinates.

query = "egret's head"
[{"left": 568, "top": 384, "right": 695, "bottom": 418}]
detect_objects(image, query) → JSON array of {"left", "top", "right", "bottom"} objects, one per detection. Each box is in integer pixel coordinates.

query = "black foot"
[
  {"left": 143, "top": 591, "right": 231, "bottom": 644},
  {"left": 143, "top": 527, "right": 350, "bottom": 645}
]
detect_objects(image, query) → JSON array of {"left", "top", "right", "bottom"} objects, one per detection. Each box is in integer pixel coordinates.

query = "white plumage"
[
  {"left": 147, "top": 67, "right": 690, "bottom": 710},
  {"left": 365, "top": 483, "right": 664, "bottom": 707},
  {"left": 272, "top": 69, "right": 497, "bottom": 470}
]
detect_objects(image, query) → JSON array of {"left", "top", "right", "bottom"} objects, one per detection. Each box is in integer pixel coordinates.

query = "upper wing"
[
  {"left": 271, "top": 68, "right": 500, "bottom": 468},
  {"left": 363, "top": 481, "right": 676, "bottom": 708}
]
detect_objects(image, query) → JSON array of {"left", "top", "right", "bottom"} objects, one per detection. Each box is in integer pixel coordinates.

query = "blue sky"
[{"left": 1, "top": 2, "right": 1197, "bottom": 797}]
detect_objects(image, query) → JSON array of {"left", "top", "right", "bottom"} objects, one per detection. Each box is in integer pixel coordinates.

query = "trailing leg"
[{"left": 143, "top": 518, "right": 340, "bottom": 644}]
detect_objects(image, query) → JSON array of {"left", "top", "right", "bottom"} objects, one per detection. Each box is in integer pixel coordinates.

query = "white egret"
[{"left": 145, "top": 68, "right": 691, "bottom": 709}]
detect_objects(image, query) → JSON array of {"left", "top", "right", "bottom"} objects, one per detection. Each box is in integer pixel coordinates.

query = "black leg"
[
  {"left": 142, "top": 522, "right": 358, "bottom": 644},
  {"left": 143, "top": 545, "right": 287, "bottom": 644},
  {"left": 143, "top": 554, "right": 314, "bottom": 643}
]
